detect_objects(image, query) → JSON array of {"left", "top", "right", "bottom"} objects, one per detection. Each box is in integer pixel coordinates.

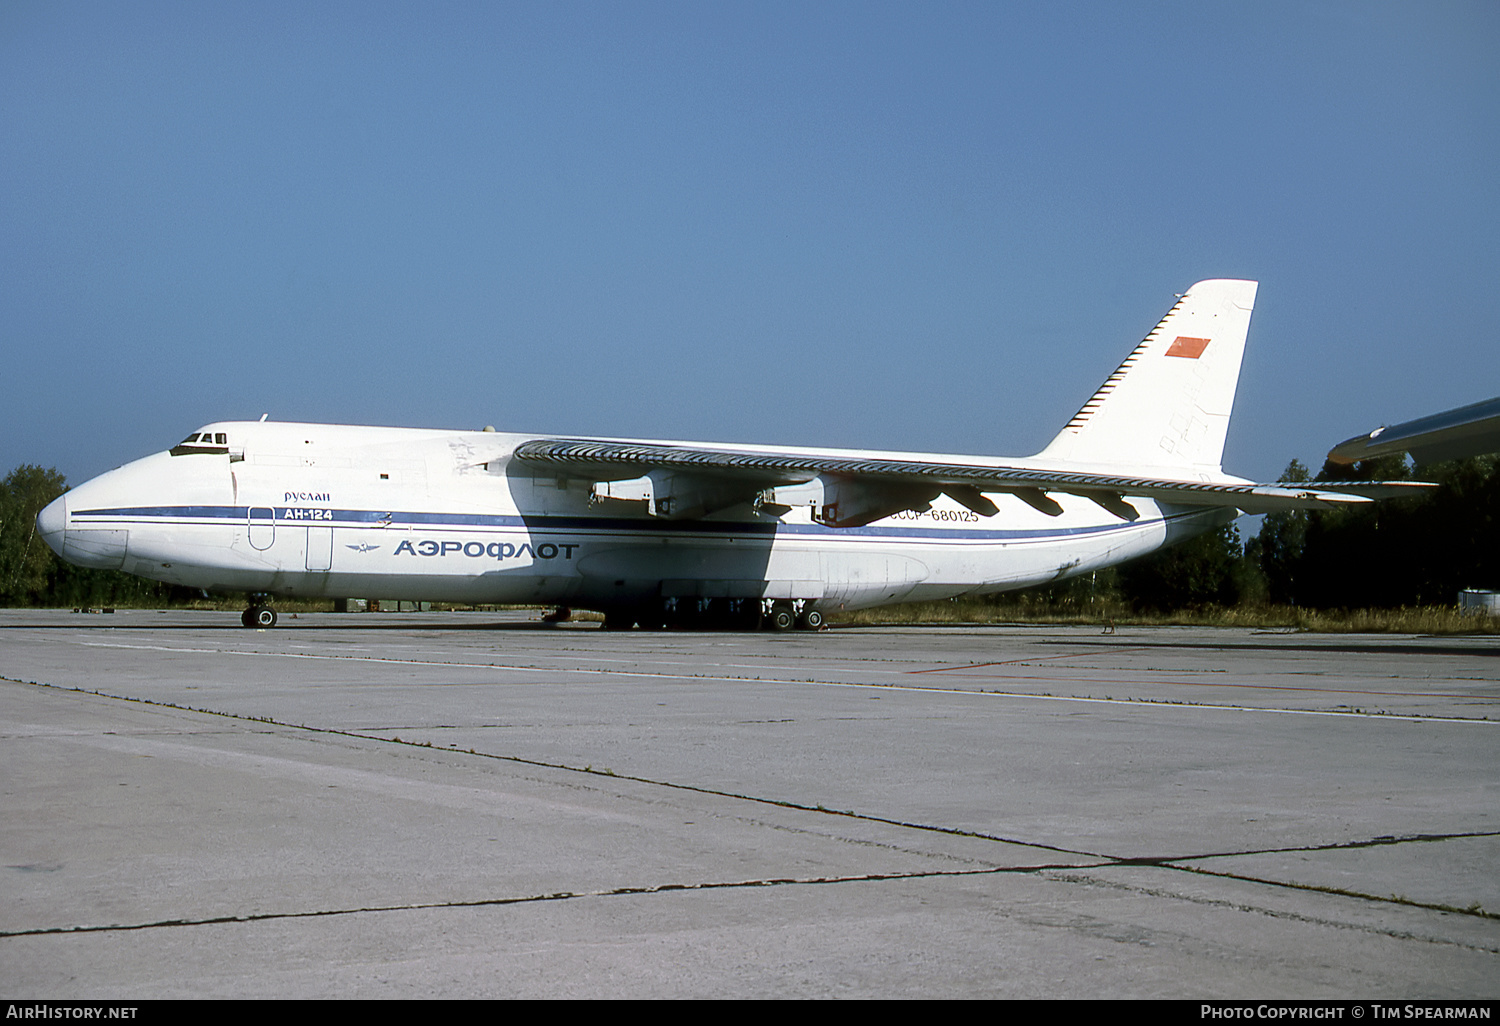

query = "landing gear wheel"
[
  {"left": 242, "top": 606, "right": 277, "bottom": 629},
  {"left": 602, "top": 610, "right": 634, "bottom": 631},
  {"left": 797, "top": 608, "right": 824, "bottom": 631},
  {"left": 768, "top": 603, "right": 796, "bottom": 632}
]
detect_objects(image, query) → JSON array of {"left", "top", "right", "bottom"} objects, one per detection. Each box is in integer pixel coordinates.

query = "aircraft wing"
[
  {"left": 513, "top": 438, "right": 1431, "bottom": 525},
  {"left": 1328, "top": 396, "right": 1500, "bottom": 466}
]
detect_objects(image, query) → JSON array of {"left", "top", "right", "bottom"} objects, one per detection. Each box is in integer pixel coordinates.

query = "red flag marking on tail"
[{"left": 1165, "top": 336, "right": 1210, "bottom": 358}]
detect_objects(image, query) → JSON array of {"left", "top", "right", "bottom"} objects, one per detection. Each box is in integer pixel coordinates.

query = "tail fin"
[{"left": 1037, "top": 279, "right": 1258, "bottom": 473}]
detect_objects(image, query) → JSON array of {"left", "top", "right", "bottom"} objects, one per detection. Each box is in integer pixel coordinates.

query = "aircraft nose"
[{"left": 36, "top": 495, "right": 67, "bottom": 558}]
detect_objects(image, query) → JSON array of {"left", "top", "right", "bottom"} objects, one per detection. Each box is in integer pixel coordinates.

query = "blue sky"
[{"left": 3, "top": 1, "right": 1496, "bottom": 484}]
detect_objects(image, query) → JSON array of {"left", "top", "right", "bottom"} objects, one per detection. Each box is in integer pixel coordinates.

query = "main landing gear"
[
  {"left": 766, "top": 600, "right": 823, "bottom": 632},
  {"left": 241, "top": 597, "right": 277, "bottom": 629},
  {"left": 600, "top": 598, "right": 824, "bottom": 632}
]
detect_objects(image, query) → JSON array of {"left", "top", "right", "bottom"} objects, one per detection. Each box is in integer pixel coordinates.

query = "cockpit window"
[{"left": 170, "top": 430, "right": 231, "bottom": 457}]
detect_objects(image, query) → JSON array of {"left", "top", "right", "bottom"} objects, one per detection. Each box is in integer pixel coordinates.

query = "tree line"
[
  {"left": 1073, "top": 454, "right": 1497, "bottom": 612},
  {"left": 1, "top": 456, "right": 1494, "bottom": 610}
]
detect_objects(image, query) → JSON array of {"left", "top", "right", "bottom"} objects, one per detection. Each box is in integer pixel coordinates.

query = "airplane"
[{"left": 36, "top": 279, "right": 1429, "bottom": 631}]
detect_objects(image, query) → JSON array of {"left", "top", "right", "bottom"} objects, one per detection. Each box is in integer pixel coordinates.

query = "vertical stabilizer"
[{"left": 1037, "top": 279, "right": 1257, "bottom": 473}]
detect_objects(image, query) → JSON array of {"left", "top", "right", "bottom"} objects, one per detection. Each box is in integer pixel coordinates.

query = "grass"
[{"left": 828, "top": 598, "right": 1499, "bottom": 635}]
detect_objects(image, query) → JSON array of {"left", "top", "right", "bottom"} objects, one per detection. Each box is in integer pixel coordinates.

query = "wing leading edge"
[{"left": 1328, "top": 396, "right": 1500, "bottom": 466}]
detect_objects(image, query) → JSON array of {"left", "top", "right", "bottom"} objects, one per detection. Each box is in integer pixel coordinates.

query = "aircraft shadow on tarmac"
[{"left": 5, "top": 617, "right": 1497, "bottom": 657}]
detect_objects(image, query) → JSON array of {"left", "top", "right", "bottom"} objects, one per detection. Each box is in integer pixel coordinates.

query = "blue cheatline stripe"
[{"left": 72, "top": 504, "right": 1206, "bottom": 544}]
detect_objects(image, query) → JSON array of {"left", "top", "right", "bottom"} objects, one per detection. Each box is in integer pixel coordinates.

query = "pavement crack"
[
  {"left": 1098, "top": 831, "right": 1500, "bottom": 922},
  {"left": 12, "top": 677, "right": 1110, "bottom": 862},
  {"left": 11, "top": 677, "right": 1497, "bottom": 928},
  {"left": 1144, "top": 828, "right": 1500, "bottom": 866},
  {"left": 1042, "top": 870, "right": 1500, "bottom": 954},
  {"left": 1159, "top": 861, "right": 1500, "bottom": 921},
  {"left": 0, "top": 861, "right": 1097, "bottom": 939}
]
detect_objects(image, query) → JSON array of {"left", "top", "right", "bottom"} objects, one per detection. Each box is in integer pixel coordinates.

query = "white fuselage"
[{"left": 40, "top": 420, "right": 1227, "bottom": 612}]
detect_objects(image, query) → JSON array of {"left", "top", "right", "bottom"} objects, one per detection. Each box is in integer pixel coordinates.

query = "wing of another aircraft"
[
  {"left": 514, "top": 437, "right": 1431, "bottom": 526},
  {"left": 1328, "top": 396, "right": 1500, "bottom": 467}
]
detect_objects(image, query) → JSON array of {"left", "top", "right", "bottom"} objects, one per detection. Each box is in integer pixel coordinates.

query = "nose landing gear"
[{"left": 241, "top": 598, "right": 277, "bottom": 629}]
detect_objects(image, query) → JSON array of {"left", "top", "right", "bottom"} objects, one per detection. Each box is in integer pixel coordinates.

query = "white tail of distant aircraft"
[{"left": 37, "top": 280, "right": 1428, "bottom": 629}]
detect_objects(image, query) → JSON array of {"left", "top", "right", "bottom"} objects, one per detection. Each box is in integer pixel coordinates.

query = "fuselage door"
[
  {"left": 248, "top": 507, "right": 275, "bottom": 550},
  {"left": 306, "top": 527, "right": 333, "bottom": 571}
]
